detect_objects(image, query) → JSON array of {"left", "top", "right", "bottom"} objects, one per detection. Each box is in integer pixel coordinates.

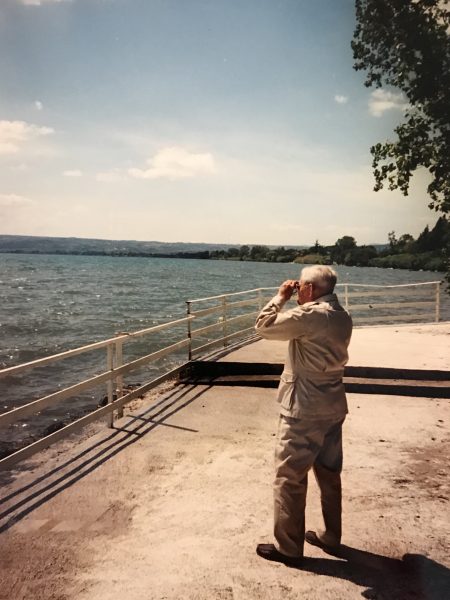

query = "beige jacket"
[{"left": 255, "top": 293, "right": 352, "bottom": 419}]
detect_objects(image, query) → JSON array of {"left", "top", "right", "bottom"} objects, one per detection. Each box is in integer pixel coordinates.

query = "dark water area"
[{"left": 0, "top": 253, "right": 447, "bottom": 454}]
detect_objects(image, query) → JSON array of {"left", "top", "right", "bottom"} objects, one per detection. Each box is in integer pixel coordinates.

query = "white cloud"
[
  {"left": 369, "top": 89, "right": 409, "bottom": 117},
  {"left": 128, "top": 147, "right": 216, "bottom": 180},
  {"left": 96, "top": 169, "right": 126, "bottom": 183},
  {"left": 0, "top": 120, "right": 54, "bottom": 155},
  {"left": 34, "top": 100, "right": 43, "bottom": 111},
  {"left": 63, "top": 169, "right": 82, "bottom": 177},
  {"left": 0, "top": 194, "right": 33, "bottom": 208},
  {"left": 334, "top": 95, "right": 348, "bottom": 105}
]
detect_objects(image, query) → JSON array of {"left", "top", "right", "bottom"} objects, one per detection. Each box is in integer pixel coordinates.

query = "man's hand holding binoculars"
[{"left": 277, "top": 280, "right": 300, "bottom": 302}]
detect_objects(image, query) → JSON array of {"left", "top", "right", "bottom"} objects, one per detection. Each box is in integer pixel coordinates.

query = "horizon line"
[{"left": 0, "top": 232, "right": 388, "bottom": 248}]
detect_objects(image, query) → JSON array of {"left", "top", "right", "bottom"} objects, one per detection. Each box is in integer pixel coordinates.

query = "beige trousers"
[{"left": 273, "top": 414, "right": 345, "bottom": 557}]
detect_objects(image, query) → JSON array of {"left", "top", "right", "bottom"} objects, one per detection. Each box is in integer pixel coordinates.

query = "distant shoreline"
[
  {"left": 1, "top": 218, "right": 447, "bottom": 272},
  {"left": 0, "top": 249, "right": 445, "bottom": 274}
]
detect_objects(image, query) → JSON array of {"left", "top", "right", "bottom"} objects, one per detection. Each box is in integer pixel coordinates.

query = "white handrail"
[
  {"left": 187, "top": 281, "right": 441, "bottom": 304},
  {"left": 186, "top": 287, "right": 263, "bottom": 304},
  {"left": 188, "top": 282, "right": 441, "bottom": 358},
  {"left": 0, "top": 339, "right": 191, "bottom": 429},
  {"left": 336, "top": 281, "right": 440, "bottom": 288},
  {"left": 0, "top": 365, "right": 185, "bottom": 471},
  {"left": 0, "top": 315, "right": 194, "bottom": 380}
]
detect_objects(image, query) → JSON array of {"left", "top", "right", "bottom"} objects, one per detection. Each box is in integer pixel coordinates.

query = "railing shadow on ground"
[
  {"left": 294, "top": 545, "right": 449, "bottom": 600},
  {"left": 0, "top": 383, "right": 211, "bottom": 533}
]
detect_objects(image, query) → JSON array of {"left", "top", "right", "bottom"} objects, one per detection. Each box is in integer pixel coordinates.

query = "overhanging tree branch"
[{"left": 352, "top": 0, "right": 450, "bottom": 212}]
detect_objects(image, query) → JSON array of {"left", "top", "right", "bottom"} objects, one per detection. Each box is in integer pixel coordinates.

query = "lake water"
[{"left": 0, "top": 253, "right": 446, "bottom": 455}]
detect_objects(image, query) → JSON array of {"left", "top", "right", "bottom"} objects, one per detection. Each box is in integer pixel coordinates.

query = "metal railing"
[
  {"left": 338, "top": 281, "right": 441, "bottom": 324},
  {"left": 186, "top": 287, "right": 274, "bottom": 359},
  {"left": 186, "top": 281, "right": 441, "bottom": 353},
  {"left": 0, "top": 280, "right": 442, "bottom": 470},
  {"left": 0, "top": 317, "right": 193, "bottom": 470}
]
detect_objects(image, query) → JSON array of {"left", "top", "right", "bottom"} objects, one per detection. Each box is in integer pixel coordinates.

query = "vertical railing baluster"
[
  {"left": 115, "top": 338, "right": 124, "bottom": 419},
  {"left": 186, "top": 301, "right": 192, "bottom": 360},
  {"left": 258, "top": 289, "right": 263, "bottom": 310},
  {"left": 344, "top": 284, "right": 349, "bottom": 311},
  {"left": 106, "top": 344, "right": 114, "bottom": 428},
  {"left": 435, "top": 282, "right": 440, "bottom": 322},
  {"left": 222, "top": 297, "right": 228, "bottom": 347}
]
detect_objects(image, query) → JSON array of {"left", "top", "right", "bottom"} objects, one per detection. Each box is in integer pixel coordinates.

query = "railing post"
[
  {"left": 186, "top": 301, "right": 192, "bottom": 360},
  {"left": 435, "top": 282, "right": 440, "bottom": 322},
  {"left": 222, "top": 297, "right": 228, "bottom": 347},
  {"left": 258, "top": 289, "right": 264, "bottom": 310},
  {"left": 344, "top": 284, "right": 349, "bottom": 311},
  {"left": 115, "top": 338, "right": 124, "bottom": 419},
  {"left": 106, "top": 344, "right": 114, "bottom": 428}
]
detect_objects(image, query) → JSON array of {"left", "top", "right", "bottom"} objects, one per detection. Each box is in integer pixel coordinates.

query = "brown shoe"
[
  {"left": 305, "top": 530, "right": 341, "bottom": 555},
  {"left": 256, "top": 543, "right": 303, "bottom": 567}
]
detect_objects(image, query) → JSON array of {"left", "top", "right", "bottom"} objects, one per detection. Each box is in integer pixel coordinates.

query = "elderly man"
[{"left": 255, "top": 265, "right": 352, "bottom": 567}]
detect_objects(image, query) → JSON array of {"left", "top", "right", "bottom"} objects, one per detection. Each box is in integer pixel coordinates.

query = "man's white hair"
[{"left": 300, "top": 265, "right": 337, "bottom": 295}]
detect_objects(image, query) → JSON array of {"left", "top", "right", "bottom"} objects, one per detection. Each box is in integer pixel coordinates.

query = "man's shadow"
[{"left": 290, "top": 544, "right": 449, "bottom": 600}]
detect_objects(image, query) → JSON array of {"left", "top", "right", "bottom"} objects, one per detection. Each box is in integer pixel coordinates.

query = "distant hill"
[
  {"left": 1, "top": 220, "right": 446, "bottom": 271},
  {"left": 0, "top": 235, "right": 305, "bottom": 257}
]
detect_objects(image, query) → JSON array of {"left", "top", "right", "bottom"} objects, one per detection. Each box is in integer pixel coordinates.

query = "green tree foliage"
[
  {"left": 388, "top": 230, "right": 398, "bottom": 253},
  {"left": 226, "top": 247, "right": 240, "bottom": 258},
  {"left": 311, "top": 240, "right": 327, "bottom": 256},
  {"left": 294, "top": 253, "right": 331, "bottom": 265},
  {"left": 397, "top": 234, "right": 415, "bottom": 253},
  {"left": 331, "top": 236, "right": 357, "bottom": 264},
  {"left": 183, "top": 222, "right": 448, "bottom": 271},
  {"left": 373, "top": 216, "right": 449, "bottom": 270},
  {"left": 269, "top": 247, "right": 299, "bottom": 262},
  {"left": 346, "top": 245, "right": 378, "bottom": 266},
  {"left": 413, "top": 216, "right": 450, "bottom": 253},
  {"left": 239, "top": 245, "right": 250, "bottom": 260},
  {"left": 386, "top": 231, "right": 415, "bottom": 254},
  {"left": 352, "top": 0, "right": 450, "bottom": 212},
  {"left": 250, "top": 245, "right": 269, "bottom": 261},
  {"left": 415, "top": 225, "right": 431, "bottom": 252}
]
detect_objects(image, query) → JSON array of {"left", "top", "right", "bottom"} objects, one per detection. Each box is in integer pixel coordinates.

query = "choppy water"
[{"left": 0, "top": 254, "right": 447, "bottom": 454}]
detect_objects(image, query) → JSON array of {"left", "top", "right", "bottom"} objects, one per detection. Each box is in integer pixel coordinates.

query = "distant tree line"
[
  {"left": 210, "top": 216, "right": 449, "bottom": 272},
  {"left": 209, "top": 245, "right": 300, "bottom": 263}
]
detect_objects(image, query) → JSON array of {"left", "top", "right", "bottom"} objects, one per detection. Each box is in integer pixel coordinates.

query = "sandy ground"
[
  {"left": 222, "top": 322, "right": 450, "bottom": 370},
  {"left": 0, "top": 324, "right": 449, "bottom": 600}
]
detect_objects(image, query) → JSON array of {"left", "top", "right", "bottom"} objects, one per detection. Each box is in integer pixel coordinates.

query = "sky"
[{"left": 0, "top": 0, "right": 439, "bottom": 246}]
